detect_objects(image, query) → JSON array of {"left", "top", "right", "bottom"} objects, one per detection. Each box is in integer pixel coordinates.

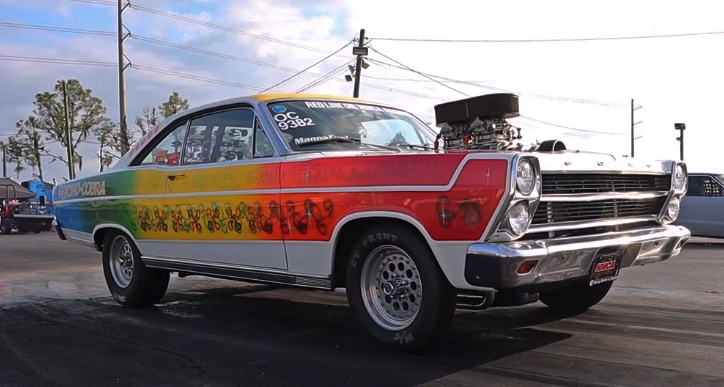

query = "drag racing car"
[{"left": 50, "top": 92, "right": 690, "bottom": 352}]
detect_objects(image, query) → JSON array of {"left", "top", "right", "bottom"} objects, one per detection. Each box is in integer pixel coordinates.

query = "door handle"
[{"left": 167, "top": 172, "right": 186, "bottom": 181}]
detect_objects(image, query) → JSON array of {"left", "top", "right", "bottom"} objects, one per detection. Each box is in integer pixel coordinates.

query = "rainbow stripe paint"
[{"left": 53, "top": 153, "right": 509, "bottom": 242}]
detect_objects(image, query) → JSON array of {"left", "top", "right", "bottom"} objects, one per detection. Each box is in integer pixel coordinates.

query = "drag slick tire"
[
  {"left": 539, "top": 280, "right": 614, "bottom": 314},
  {"left": 345, "top": 223, "right": 457, "bottom": 352},
  {"left": 102, "top": 230, "right": 170, "bottom": 308}
]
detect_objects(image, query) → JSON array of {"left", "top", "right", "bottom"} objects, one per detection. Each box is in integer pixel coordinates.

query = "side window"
[
  {"left": 254, "top": 118, "right": 275, "bottom": 157},
  {"left": 702, "top": 176, "right": 724, "bottom": 196},
  {"left": 137, "top": 123, "right": 187, "bottom": 166},
  {"left": 688, "top": 176, "right": 724, "bottom": 197},
  {"left": 183, "top": 108, "right": 255, "bottom": 165}
]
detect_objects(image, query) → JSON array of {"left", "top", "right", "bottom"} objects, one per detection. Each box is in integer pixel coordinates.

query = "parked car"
[
  {"left": 51, "top": 92, "right": 690, "bottom": 351},
  {"left": 674, "top": 172, "right": 724, "bottom": 238}
]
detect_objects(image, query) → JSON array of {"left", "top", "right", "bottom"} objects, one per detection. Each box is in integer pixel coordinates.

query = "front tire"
[
  {"left": 345, "top": 223, "right": 457, "bottom": 352},
  {"left": 539, "top": 280, "right": 613, "bottom": 313},
  {"left": 102, "top": 231, "right": 170, "bottom": 308}
]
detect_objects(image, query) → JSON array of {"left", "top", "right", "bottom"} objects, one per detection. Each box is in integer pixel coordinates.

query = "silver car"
[{"left": 674, "top": 172, "right": 724, "bottom": 238}]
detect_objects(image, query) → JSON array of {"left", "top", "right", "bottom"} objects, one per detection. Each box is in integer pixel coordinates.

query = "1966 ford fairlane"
[{"left": 51, "top": 92, "right": 690, "bottom": 351}]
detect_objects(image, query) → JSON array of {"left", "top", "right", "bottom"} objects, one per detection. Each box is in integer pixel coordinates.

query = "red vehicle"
[{"left": 1, "top": 177, "right": 54, "bottom": 234}]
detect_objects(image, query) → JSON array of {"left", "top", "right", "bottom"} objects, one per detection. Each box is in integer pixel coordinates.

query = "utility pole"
[
  {"left": 118, "top": 0, "right": 131, "bottom": 156},
  {"left": 630, "top": 98, "right": 642, "bottom": 157},
  {"left": 99, "top": 137, "right": 105, "bottom": 173},
  {"left": 675, "top": 123, "right": 685, "bottom": 160},
  {"left": 351, "top": 29, "right": 368, "bottom": 98},
  {"left": 32, "top": 131, "right": 42, "bottom": 182},
  {"left": 62, "top": 80, "right": 75, "bottom": 180},
  {"left": 1, "top": 142, "right": 7, "bottom": 178}
]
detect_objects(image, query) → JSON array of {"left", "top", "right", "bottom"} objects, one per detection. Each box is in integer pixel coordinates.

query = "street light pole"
[{"left": 674, "top": 123, "right": 685, "bottom": 161}]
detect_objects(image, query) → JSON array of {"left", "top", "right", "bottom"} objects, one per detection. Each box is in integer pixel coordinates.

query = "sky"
[{"left": 0, "top": 0, "right": 722, "bottom": 183}]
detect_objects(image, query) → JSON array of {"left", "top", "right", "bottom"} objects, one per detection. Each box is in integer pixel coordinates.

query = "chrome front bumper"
[{"left": 464, "top": 225, "right": 691, "bottom": 289}]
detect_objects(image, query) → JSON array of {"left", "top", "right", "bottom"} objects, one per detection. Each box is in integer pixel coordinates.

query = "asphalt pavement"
[{"left": 1, "top": 232, "right": 724, "bottom": 387}]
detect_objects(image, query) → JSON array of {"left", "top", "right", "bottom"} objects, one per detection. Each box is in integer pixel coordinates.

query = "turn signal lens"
[{"left": 517, "top": 260, "right": 538, "bottom": 275}]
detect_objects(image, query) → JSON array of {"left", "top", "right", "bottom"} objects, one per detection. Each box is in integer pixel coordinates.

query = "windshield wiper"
[{"left": 296, "top": 137, "right": 400, "bottom": 151}]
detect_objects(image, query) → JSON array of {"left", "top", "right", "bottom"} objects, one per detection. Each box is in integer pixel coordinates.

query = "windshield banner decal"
[{"left": 303, "top": 101, "right": 396, "bottom": 113}]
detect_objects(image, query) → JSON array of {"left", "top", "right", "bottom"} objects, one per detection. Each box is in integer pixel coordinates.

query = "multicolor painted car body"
[{"left": 51, "top": 93, "right": 691, "bottom": 351}]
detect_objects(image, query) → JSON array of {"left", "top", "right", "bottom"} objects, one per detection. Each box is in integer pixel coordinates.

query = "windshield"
[{"left": 265, "top": 100, "right": 436, "bottom": 151}]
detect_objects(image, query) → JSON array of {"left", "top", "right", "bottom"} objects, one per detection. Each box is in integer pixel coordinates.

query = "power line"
[
  {"left": 367, "top": 46, "right": 470, "bottom": 97},
  {"left": 64, "top": 0, "right": 115, "bottom": 5},
  {"left": 132, "top": 35, "right": 300, "bottom": 72},
  {"left": 160, "top": 0, "right": 264, "bottom": 21},
  {"left": 133, "top": 65, "right": 266, "bottom": 91},
  {"left": 518, "top": 115, "right": 626, "bottom": 136},
  {"left": 258, "top": 40, "right": 354, "bottom": 93},
  {"left": 0, "top": 54, "right": 266, "bottom": 91},
  {"left": 364, "top": 49, "right": 618, "bottom": 136},
  {"left": 62, "top": 0, "right": 346, "bottom": 56},
  {"left": 128, "top": 3, "right": 336, "bottom": 55},
  {"left": 517, "top": 122, "right": 593, "bottom": 139},
  {"left": 0, "top": 55, "right": 116, "bottom": 67},
  {"left": 372, "top": 30, "right": 724, "bottom": 43},
  {"left": 366, "top": 57, "right": 626, "bottom": 108},
  {"left": 0, "top": 21, "right": 115, "bottom": 36},
  {"left": 296, "top": 61, "right": 353, "bottom": 92}
]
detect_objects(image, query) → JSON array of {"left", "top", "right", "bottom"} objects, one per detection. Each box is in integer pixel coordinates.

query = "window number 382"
[{"left": 273, "top": 112, "right": 315, "bottom": 130}]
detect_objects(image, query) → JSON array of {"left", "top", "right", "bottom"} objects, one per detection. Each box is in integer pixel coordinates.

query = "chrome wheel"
[
  {"left": 109, "top": 235, "right": 134, "bottom": 288},
  {"left": 360, "top": 245, "right": 423, "bottom": 331}
]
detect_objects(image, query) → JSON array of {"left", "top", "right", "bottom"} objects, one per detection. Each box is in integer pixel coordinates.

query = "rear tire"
[
  {"left": 345, "top": 223, "right": 457, "bottom": 352},
  {"left": 102, "top": 230, "right": 170, "bottom": 308},
  {"left": 539, "top": 281, "right": 613, "bottom": 313},
  {"left": 1, "top": 218, "right": 11, "bottom": 234}
]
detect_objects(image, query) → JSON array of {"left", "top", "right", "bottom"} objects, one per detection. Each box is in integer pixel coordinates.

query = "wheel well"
[
  {"left": 93, "top": 227, "right": 125, "bottom": 251},
  {"left": 332, "top": 216, "right": 430, "bottom": 289}
]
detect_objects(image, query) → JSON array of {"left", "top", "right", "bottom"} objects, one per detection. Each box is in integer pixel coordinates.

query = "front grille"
[
  {"left": 542, "top": 173, "right": 671, "bottom": 195},
  {"left": 531, "top": 197, "right": 667, "bottom": 225}
]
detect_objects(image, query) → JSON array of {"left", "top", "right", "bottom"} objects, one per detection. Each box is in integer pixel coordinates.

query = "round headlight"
[
  {"left": 516, "top": 159, "right": 536, "bottom": 195},
  {"left": 508, "top": 201, "right": 530, "bottom": 235},
  {"left": 667, "top": 197, "right": 680, "bottom": 220},
  {"left": 673, "top": 164, "right": 686, "bottom": 190}
]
